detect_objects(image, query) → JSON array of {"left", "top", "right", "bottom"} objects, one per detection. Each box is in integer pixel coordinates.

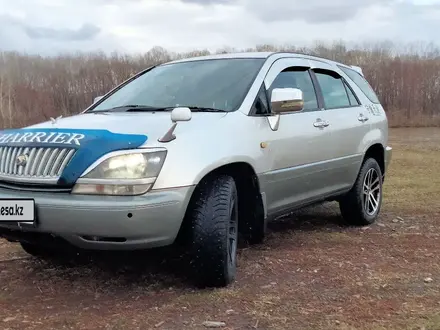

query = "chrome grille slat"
[
  {"left": 9, "top": 147, "right": 19, "bottom": 174},
  {"left": 0, "top": 146, "right": 76, "bottom": 184},
  {"left": 29, "top": 148, "right": 43, "bottom": 176},
  {"left": 50, "top": 149, "right": 67, "bottom": 176},
  {"left": 24, "top": 148, "right": 36, "bottom": 176},
  {"left": 36, "top": 148, "right": 51, "bottom": 176},
  {"left": 43, "top": 148, "right": 59, "bottom": 176},
  {"left": 12, "top": 147, "right": 23, "bottom": 175},
  {"left": 0, "top": 148, "right": 4, "bottom": 172},
  {"left": 4, "top": 147, "right": 12, "bottom": 173},
  {"left": 57, "top": 149, "right": 75, "bottom": 176},
  {"left": 0, "top": 148, "right": 5, "bottom": 172}
]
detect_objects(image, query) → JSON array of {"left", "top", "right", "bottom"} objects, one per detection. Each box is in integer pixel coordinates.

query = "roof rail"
[
  {"left": 269, "top": 51, "right": 359, "bottom": 68},
  {"left": 350, "top": 65, "right": 364, "bottom": 76},
  {"left": 270, "top": 51, "right": 337, "bottom": 63}
]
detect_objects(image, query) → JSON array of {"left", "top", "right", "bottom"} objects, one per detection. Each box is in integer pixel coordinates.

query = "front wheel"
[
  {"left": 187, "top": 175, "right": 239, "bottom": 288},
  {"left": 20, "top": 242, "right": 62, "bottom": 259},
  {"left": 339, "top": 158, "right": 383, "bottom": 226}
]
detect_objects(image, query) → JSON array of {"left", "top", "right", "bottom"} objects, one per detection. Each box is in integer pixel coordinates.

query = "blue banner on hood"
[{"left": 0, "top": 128, "right": 148, "bottom": 186}]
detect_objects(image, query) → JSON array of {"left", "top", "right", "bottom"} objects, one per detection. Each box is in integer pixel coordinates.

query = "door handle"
[
  {"left": 358, "top": 114, "right": 369, "bottom": 122},
  {"left": 313, "top": 119, "right": 329, "bottom": 128}
]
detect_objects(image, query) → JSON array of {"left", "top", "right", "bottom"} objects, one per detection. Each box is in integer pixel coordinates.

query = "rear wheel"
[
  {"left": 339, "top": 158, "right": 383, "bottom": 226},
  {"left": 187, "top": 175, "right": 239, "bottom": 288}
]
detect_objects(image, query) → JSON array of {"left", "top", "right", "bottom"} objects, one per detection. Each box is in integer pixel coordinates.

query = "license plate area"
[{"left": 0, "top": 199, "right": 36, "bottom": 225}]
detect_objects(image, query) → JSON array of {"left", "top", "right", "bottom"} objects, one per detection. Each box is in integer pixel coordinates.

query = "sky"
[{"left": 0, "top": 0, "right": 439, "bottom": 55}]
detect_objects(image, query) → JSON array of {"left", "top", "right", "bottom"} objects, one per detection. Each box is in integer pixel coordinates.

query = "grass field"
[{"left": 0, "top": 127, "right": 439, "bottom": 330}]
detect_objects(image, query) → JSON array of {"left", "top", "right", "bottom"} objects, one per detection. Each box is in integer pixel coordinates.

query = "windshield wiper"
[
  {"left": 94, "top": 105, "right": 228, "bottom": 113},
  {"left": 180, "top": 106, "right": 228, "bottom": 112},
  {"left": 94, "top": 105, "right": 167, "bottom": 112},
  {"left": 125, "top": 105, "right": 227, "bottom": 113}
]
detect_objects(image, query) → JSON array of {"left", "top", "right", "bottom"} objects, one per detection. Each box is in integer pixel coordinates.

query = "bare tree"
[{"left": 1, "top": 41, "right": 440, "bottom": 129}]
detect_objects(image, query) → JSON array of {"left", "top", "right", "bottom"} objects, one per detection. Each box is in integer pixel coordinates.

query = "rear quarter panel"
[{"left": 336, "top": 65, "right": 389, "bottom": 174}]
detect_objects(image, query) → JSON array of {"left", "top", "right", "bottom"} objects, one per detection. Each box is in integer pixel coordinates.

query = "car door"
[
  {"left": 256, "top": 58, "right": 334, "bottom": 215},
  {"left": 309, "top": 62, "right": 371, "bottom": 193}
]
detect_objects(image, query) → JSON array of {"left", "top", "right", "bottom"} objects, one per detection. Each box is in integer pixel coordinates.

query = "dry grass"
[
  {"left": 387, "top": 113, "right": 440, "bottom": 128},
  {"left": 0, "top": 127, "right": 439, "bottom": 330},
  {"left": 384, "top": 128, "right": 440, "bottom": 213}
]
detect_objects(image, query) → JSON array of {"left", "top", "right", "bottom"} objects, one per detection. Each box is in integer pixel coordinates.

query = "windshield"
[{"left": 89, "top": 58, "right": 266, "bottom": 113}]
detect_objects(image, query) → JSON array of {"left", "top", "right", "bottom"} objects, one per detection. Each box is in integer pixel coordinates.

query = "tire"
[
  {"left": 187, "top": 175, "right": 239, "bottom": 288},
  {"left": 239, "top": 199, "right": 266, "bottom": 245},
  {"left": 20, "top": 242, "right": 60, "bottom": 258},
  {"left": 339, "top": 158, "right": 383, "bottom": 226}
]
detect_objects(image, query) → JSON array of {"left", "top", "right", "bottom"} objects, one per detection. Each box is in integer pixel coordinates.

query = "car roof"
[{"left": 166, "top": 51, "right": 355, "bottom": 70}]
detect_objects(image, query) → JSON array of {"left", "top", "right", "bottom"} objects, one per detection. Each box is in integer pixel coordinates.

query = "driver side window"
[{"left": 268, "top": 67, "right": 319, "bottom": 111}]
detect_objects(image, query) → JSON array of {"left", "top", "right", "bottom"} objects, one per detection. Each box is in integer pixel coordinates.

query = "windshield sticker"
[
  {"left": 0, "top": 128, "right": 149, "bottom": 185},
  {"left": 0, "top": 132, "right": 85, "bottom": 146}
]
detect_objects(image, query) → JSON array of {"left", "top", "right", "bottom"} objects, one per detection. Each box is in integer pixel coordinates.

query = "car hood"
[
  {"left": 0, "top": 111, "right": 228, "bottom": 186},
  {"left": 27, "top": 111, "right": 228, "bottom": 144}
]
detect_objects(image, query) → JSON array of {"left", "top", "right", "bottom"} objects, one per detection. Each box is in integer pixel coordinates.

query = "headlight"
[{"left": 72, "top": 149, "right": 167, "bottom": 196}]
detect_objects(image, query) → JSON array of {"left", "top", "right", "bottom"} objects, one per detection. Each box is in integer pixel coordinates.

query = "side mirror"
[
  {"left": 271, "top": 88, "right": 304, "bottom": 113},
  {"left": 158, "top": 107, "right": 192, "bottom": 143},
  {"left": 93, "top": 96, "right": 104, "bottom": 104},
  {"left": 171, "top": 107, "right": 192, "bottom": 122}
]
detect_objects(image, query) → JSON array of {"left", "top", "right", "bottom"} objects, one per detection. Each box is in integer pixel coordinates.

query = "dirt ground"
[{"left": 1, "top": 127, "right": 440, "bottom": 330}]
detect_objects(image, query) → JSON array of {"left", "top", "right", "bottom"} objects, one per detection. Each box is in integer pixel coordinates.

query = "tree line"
[{"left": 1, "top": 41, "right": 440, "bottom": 129}]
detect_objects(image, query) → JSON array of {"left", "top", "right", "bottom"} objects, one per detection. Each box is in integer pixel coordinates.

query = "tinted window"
[
  {"left": 314, "top": 71, "right": 351, "bottom": 109},
  {"left": 268, "top": 68, "right": 318, "bottom": 111},
  {"left": 254, "top": 85, "right": 270, "bottom": 115},
  {"left": 338, "top": 66, "right": 380, "bottom": 104},
  {"left": 344, "top": 81, "right": 360, "bottom": 106},
  {"left": 90, "top": 58, "right": 265, "bottom": 113}
]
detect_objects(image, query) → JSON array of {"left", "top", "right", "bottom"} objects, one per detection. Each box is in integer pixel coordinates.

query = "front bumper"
[{"left": 0, "top": 185, "right": 195, "bottom": 250}]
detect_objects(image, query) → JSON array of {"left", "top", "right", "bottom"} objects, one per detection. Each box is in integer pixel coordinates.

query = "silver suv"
[{"left": 0, "top": 52, "right": 392, "bottom": 287}]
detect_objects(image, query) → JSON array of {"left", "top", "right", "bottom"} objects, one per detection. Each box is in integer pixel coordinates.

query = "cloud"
[
  {"left": 0, "top": 0, "right": 440, "bottom": 55},
  {"left": 180, "top": 0, "right": 235, "bottom": 4},
  {"left": 242, "top": 0, "right": 394, "bottom": 23},
  {"left": 24, "top": 23, "right": 100, "bottom": 41}
]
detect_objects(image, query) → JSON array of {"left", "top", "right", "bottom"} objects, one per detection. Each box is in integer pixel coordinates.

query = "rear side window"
[
  {"left": 338, "top": 66, "right": 380, "bottom": 104},
  {"left": 344, "top": 81, "right": 360, "bottom": 106},
  {"left": 314, "top": 71, "right": 351, "bottom": 109}
]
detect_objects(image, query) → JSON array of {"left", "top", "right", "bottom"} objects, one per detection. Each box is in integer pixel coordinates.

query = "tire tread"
[{"left": 187, "top": 175, "right": 238, "bottom": 287}]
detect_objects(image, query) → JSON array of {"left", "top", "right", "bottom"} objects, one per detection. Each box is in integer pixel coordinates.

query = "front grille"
[
  {"left": 0, "top": 181, "right": 72, "bottom": 193},
  {"left": 0, "top": 146, "right": 76, "bottom": 184}
]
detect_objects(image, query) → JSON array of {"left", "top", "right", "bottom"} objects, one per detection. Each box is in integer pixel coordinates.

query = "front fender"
[
  {"left": 150, "top": 112, "right": 267, "bottom": 190},
  {"left": 191, "top": 156, "right": 258, "bottom": 185},
  {"left": 152, "top": 143, "right": 259, "bottom": 190}
]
